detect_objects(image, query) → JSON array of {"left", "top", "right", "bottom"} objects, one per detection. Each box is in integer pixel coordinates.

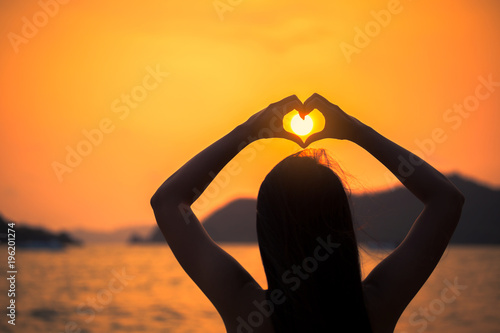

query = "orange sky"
[{"left": 1, "top": 0, "right": 499, "bottom": 232}]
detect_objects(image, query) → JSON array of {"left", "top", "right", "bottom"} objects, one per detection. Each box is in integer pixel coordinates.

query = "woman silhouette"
[{"left": 151, "top": 94, "right": 464, "bottom": 333}]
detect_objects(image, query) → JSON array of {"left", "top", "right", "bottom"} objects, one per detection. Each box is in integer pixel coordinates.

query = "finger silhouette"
[
  {"left": 279, "top": 95, "right": 303, "bottom": 113},
  {"left": 304, "top": 131, "right": 327, "bottom": 147},
  {"left": 270, "top": 97, "right": 300, "bottom": 120},
  {"left": 303, "top": 93, "right": 321, "bottom": 108},
  {"left": 303, "top": 93, "right": 330, "bottom": 112},
  {"left": 282, "top": 131, "right": 307, "bottom": 148}
]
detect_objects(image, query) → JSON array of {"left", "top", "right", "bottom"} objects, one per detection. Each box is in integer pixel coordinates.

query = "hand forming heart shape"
[
  {"left": 298, "top": 93, "right": 363, "bottom": 146},
  {"left": 281, "top": 93, "right": 363, "bottom": 147},
  {"left": 244, "top": 93, "right": 361, "bottom": 149}
]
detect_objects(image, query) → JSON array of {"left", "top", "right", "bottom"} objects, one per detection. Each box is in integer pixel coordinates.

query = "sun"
[{"left": 291, "top": 114, "right": 313, "bottom": 136}]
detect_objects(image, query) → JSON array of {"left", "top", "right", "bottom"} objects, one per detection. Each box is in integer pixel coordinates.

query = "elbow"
[
  {"left": 150, "top": 180, "right": 174, "bottom": 211},
  {"left": 150, "top": 192, "right": 159, "bottom": 210},
  {"left": 426, "top": 185, "right": 465, "bottom": 212},
  {"left": 447, "top": 180, "right": 465, "bottom": 208},
  {"left": 150, "top": 188, "right": 188, "bottom": 213},
  {"left": 150, "top": 189, "right": 167, "bottom": 211},
  {"left": 439, "top": 187, "right": 465, "bottom": 212},
  {"left": 449, "top": 190, "right": 465, "bottom": 217}
]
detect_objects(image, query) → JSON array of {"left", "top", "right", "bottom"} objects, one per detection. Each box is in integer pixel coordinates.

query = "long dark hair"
[{"left": 256, "top": 149, "right": 372, "bottom": 332}]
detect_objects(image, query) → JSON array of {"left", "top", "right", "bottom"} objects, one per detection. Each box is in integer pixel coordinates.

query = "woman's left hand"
[{"left": 243, "top": 95, "right": 305, "bottom": 147}]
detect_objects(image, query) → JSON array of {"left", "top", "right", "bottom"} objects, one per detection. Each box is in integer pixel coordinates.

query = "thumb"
[
  {"left": 281, "top": 131, "right": 307, "bottom": 148},
  {"left": 304, "top": 132, "right": 327, "bottom": 147}
]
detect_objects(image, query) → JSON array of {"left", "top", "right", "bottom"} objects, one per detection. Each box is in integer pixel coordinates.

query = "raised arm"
[
  {"left": 150, "top": 95, "right": 303, "bottom": 327},
  {"left": 302, "top": 94, "right": 465, "bottom": 331}
]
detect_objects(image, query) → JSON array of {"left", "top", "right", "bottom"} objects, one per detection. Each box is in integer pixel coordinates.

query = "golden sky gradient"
[{"left": 1, "top": 0, "right": 499, "bottom": 232}]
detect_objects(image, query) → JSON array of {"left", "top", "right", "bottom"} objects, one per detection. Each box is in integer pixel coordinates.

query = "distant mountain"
[
  {"left": 202, "top": 199, "right": 258, "bottom": 242},
  {"left": 143, "top": 174, "right": 500, "bottom": 245},
  {"left": 0, "top": 215, "right": 81, "bottom": 248},
  {"left": 352, "top": 174, "right": 500, "bottom": 245},
  {"left": 70, "top": 225, "right": 154, "bottom": 243},
  {"left": 129, "top": 224, "right": 165, "bottom": 243}
]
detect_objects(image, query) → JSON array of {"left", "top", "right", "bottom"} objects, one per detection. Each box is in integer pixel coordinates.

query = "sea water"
[{"left": 0, "top": 244, "right": 498, "bottom": 333}]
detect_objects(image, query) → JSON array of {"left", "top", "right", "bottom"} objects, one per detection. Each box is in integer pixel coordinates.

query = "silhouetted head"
[{"left": 256, "top": 149, "right": 372, "bottom": 332}]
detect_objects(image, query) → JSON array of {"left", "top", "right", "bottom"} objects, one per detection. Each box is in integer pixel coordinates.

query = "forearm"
[
  {"left": 351, "top": 124, "right": 463, "bottom": 204},
  {"left": 151, "top": 124, "right": 252, "bottom": 207}
]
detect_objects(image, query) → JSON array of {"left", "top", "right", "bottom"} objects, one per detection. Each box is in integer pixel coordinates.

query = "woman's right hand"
[{"left": 301, "top": 93, "right": 366, "bottom": 146}]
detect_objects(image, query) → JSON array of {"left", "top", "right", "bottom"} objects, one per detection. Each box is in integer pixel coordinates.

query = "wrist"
[
  {"left": 348, "top": 123, "right": 374, "bottom": 145},
  {"left": 233, "top": 123, "right": 258, "bottom": 150}
]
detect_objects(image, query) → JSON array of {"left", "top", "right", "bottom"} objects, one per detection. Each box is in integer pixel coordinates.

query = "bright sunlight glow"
[{"left": 291, "top": 114, "right": 313, "bottom": 136}]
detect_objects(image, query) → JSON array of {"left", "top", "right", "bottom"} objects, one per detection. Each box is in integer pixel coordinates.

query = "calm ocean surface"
[{"left": 0, "top": 244, "right": 498, "bottom": 333}]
